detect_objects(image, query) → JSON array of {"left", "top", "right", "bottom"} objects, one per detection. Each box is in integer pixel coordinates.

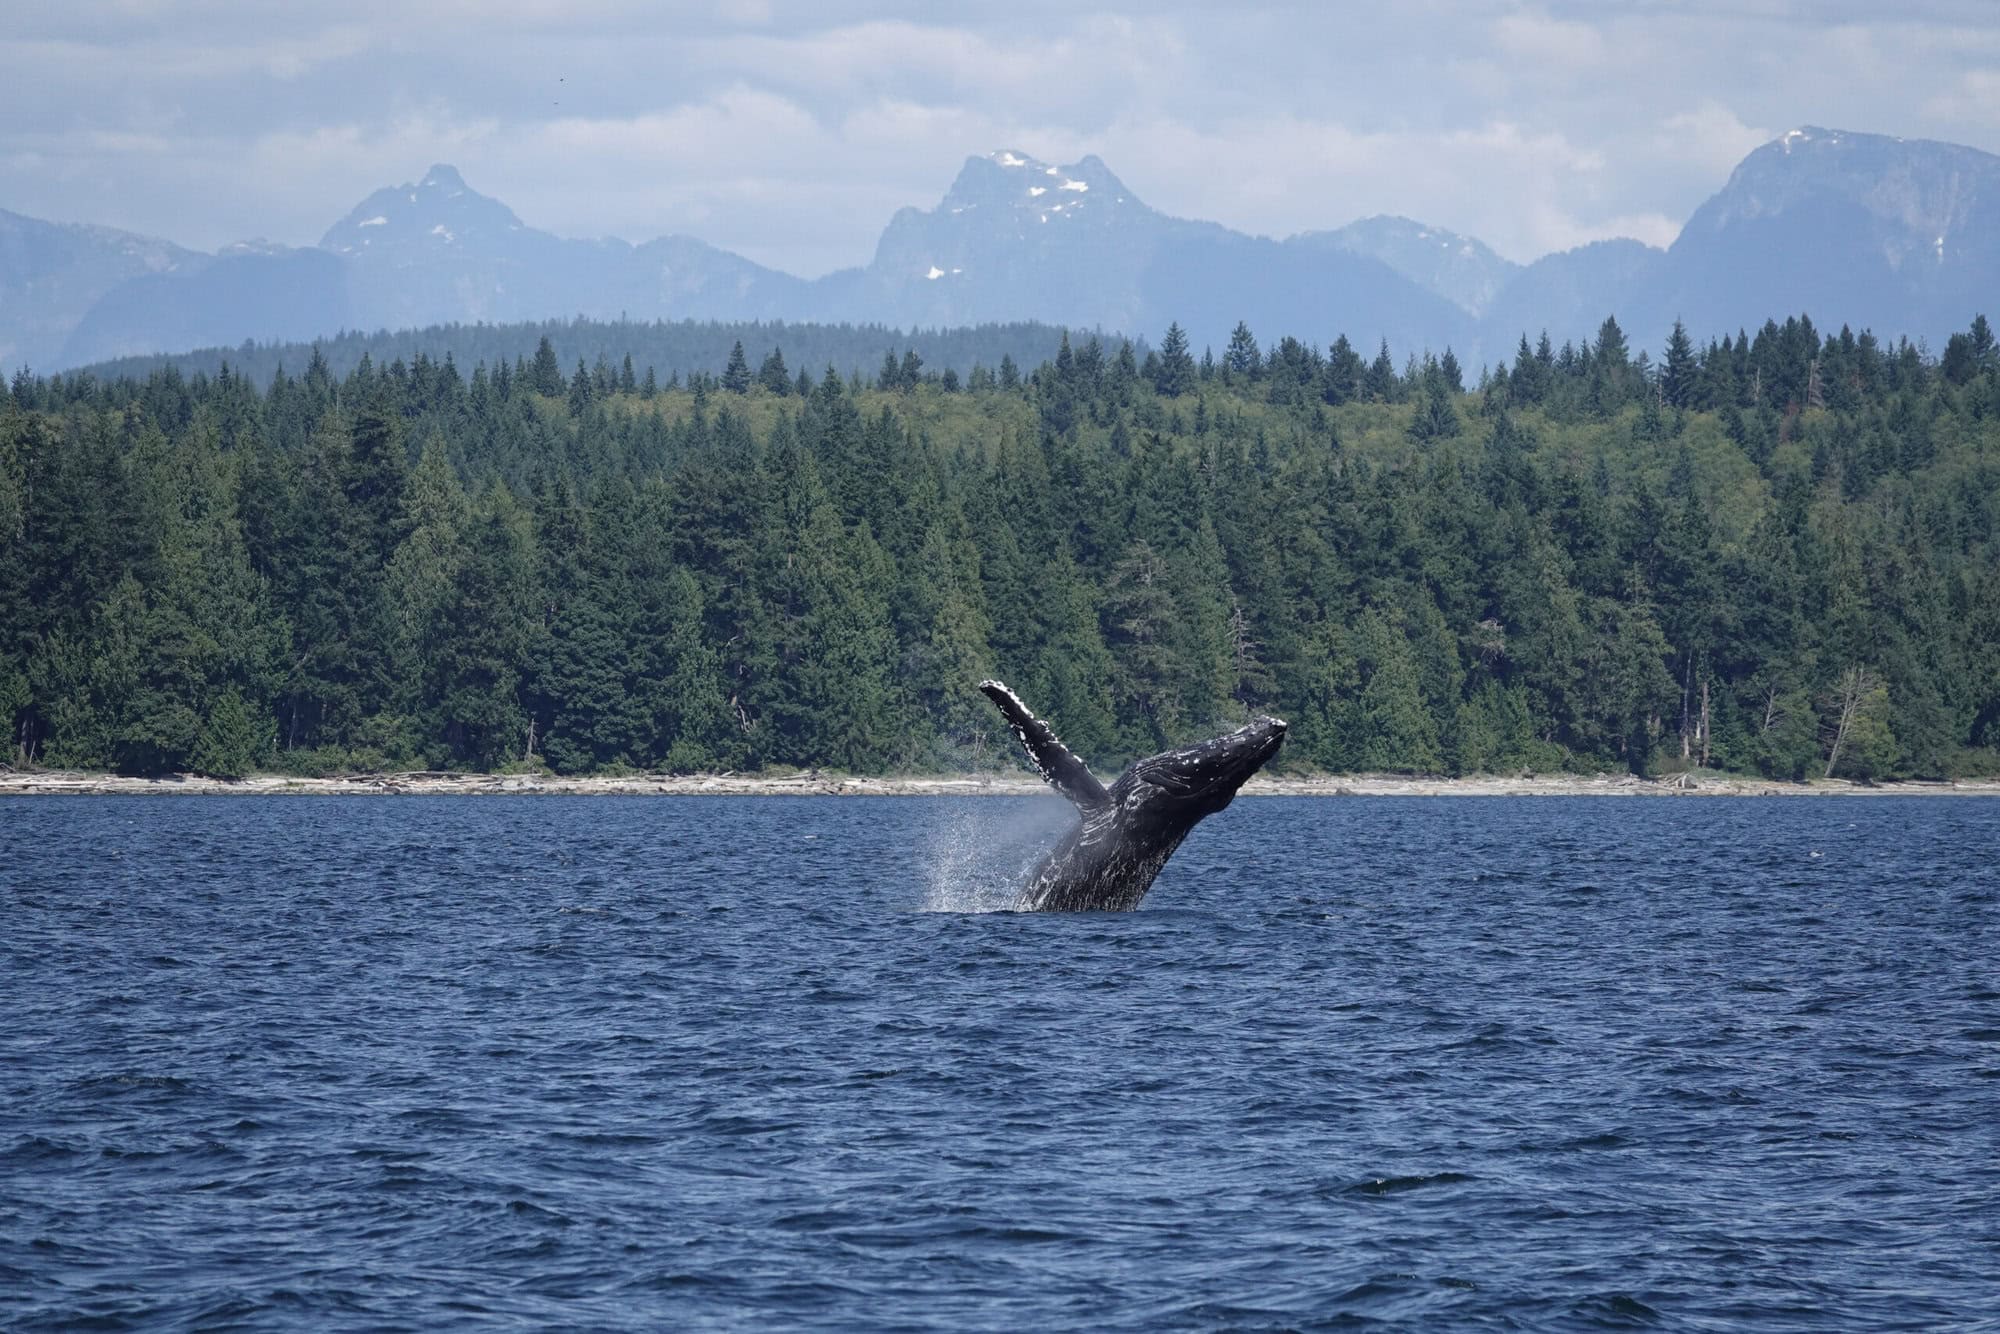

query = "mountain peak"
[
  {"left": 319, "top": 164, "right": 523, "bottom": 253},
  {"left": 941, "top": 150, "right": 1045, "bottom": 203},
  {"left": 939, "top": 149, "right": 1144, "bottom": 219},
  {"left": 1700, "top": 125, "right": 2000, "bottom": 220},
  {"left": 1662, "top": 125, "right": 2000, "bottom": 339},
  {"left": 1747, "top": 124, "right": 2000, "bottom": 166},
  {"left": 1764, "top": 125, "right": 1891, "bottom": 159},
  {"left": 1296, "top": 214, "right": 1520, "bottom": 316}
]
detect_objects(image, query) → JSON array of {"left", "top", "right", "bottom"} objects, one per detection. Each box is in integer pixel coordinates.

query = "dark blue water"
[{"left": 3, "top": 796, "right": 1997, "bottom": 1330}]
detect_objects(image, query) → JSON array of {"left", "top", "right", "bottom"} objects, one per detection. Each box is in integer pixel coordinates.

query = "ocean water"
[{"left": 2, "top": 795, "right": 1997, "bottom": 1330}]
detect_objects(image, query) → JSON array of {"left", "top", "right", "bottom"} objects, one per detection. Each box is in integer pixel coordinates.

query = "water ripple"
[{"left": 1, "top": 795, "right": 1996, "bottom": 1328}]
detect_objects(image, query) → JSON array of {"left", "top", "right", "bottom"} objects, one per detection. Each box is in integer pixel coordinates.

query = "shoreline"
[{"left": 3, "top": 770, "right": 1997, "bottom": 798}]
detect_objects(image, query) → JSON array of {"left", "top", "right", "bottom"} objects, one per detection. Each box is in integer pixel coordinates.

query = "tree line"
[
  {"left": 71, "top": 316, "right": 1076, "bottom": 392},
  {"left": 3, "top": 311, "right": 1996, "bottom": 781}
]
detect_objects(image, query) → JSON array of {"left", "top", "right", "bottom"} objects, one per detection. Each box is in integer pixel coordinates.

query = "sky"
[{"left": 5, "top": 1, "right": 2000, "bottom": 276}]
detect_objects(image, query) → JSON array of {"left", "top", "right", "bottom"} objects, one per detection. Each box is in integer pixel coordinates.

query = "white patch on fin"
[{"left": 978, "top": 679, "right": 1109, "bottom": 810}]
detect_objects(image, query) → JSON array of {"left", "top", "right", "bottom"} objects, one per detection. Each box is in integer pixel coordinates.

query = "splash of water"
[{"left": 920, "top": 797, "right": 1072, "bottom": 912}]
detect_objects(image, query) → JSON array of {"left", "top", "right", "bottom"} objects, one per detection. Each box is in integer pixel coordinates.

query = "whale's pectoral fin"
[{"left": 979, "top": 679, "right": 1110, "bottom": 811}]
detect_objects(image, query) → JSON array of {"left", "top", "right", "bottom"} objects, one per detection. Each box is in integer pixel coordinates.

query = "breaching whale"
[{"left": 979, "top": 680, "right": 1287, "bottom": 911}]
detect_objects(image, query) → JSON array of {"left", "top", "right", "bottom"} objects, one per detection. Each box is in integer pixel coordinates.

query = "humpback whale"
[{"left": 979, "top": 680, "right": 1287, "bottom": 911}]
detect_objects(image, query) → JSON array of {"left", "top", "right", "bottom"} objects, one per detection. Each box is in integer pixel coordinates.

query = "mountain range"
[{"left": 7, "top": 126, "right": 1997, "bottom": 376}]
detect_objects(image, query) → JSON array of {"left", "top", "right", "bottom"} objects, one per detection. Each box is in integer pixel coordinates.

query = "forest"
[{"left": 3, "top": 312, "right": 1998, "bottom": 781}]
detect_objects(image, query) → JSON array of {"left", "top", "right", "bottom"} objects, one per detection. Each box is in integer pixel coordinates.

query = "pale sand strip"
[{"left": 2, "top": 770, "right": 1996, "bottom": 798}]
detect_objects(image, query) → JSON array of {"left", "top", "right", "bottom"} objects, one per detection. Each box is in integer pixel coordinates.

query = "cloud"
[
  {"left": 1530, "top": 204, "right": 1683, "bottom": 254},
  {"left": 682, "top": 16, "right": 1185, "bottom": 124},
  {"left": 1922, "top": 68, "right": 2000, "bottom": 126},
  {"left": 0, "top": 2, "right": 1997, "bottom": 275},
  {"left": 525, "top": 89, "right": 822, "bottom": 168},
  {"left": 1657, "top": 102, "right": 1774, "bottom": 175},
  {"left": 1492, "top": 9, "right": 1608, "bottom": 69},
  {"left": 1084, "top": 115, "right": 1625, "bottom": 262},
  {"left": 0, "top": 25, "right": 374, "bottom": 84}
]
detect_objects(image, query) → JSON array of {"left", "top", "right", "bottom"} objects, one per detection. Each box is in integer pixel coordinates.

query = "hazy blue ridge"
[{"left": 7, "top": 128, "right": 2000, "bottom": 375}]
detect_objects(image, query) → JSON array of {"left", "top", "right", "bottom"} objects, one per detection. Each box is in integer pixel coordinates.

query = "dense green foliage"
[{"left": 5, "top": 313, "right": 1998, "bottom": 780}]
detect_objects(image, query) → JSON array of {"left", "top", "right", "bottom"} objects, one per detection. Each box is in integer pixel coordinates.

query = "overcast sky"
[{"left": 5, "top": 2, "right": 1999, "bottom": 275}]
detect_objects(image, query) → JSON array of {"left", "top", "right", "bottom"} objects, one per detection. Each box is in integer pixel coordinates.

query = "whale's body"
[{"left": 980, "top": 681, "right": 1286, "bottom": 911}]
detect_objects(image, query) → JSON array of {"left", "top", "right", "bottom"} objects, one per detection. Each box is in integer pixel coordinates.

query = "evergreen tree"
[
  {"left": 1365, "top": 339, "right": 1399, "bottom": 402},
  {"left": 1661, "top": 319, "right": 1697, "bottom": 408},
  {"left": 903, "top": 520, "right": 996, "bottom": 761},
  {"left": 1323, "top": 335, "right": 1364, "bottom": 406},
  {"left": 1602, "top": 593, "right": 1678, "bottom": 774},
  {"left": 431, "top": 488, "right": 536, "bottom": 769},
  {"left": 192, "top": 688, "right": 272, "bottom": 778},
  {"left": 531, "top": 480, "right": 630, "bottom": 772},
  {"left": 529, "top": 337, "right": 565, "bottom": 396},
  {"left": 1349, "top": 610, "right": 1443, "bottom": 773},
  {"left": 1438, "top": 348, "right": 1464, "bottom": 394},
  {"left": 1223, "top": 322, "right": 1262, "bottom": 379},
  {"left": 642, "top": 567, "right": 740, "bottom": 772},
  {"left": 758, "top": 346, "right": 791, "bottom": 395},
  {"left": 722, "top": 341, "right": 752, "bottom": 394},
  {"left": 1103, "top": 541, "right": 1184, "bottom": 748},
  {"left": 1409, "top": 373, "right": 1462, "bottom": 442},
  {"left": 759, "top": 443, "right": 899, "bottom": 769},
  {"left": 384, "top": 438, "right": 471, "bottom": 757},
  {"left": 1031, "top": 544, "right": 1120, "bottom": 766}
]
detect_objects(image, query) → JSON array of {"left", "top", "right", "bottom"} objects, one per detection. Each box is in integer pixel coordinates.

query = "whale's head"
[{"left": 1118, "top": 715, "right": 1287, "bottom": 821}]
